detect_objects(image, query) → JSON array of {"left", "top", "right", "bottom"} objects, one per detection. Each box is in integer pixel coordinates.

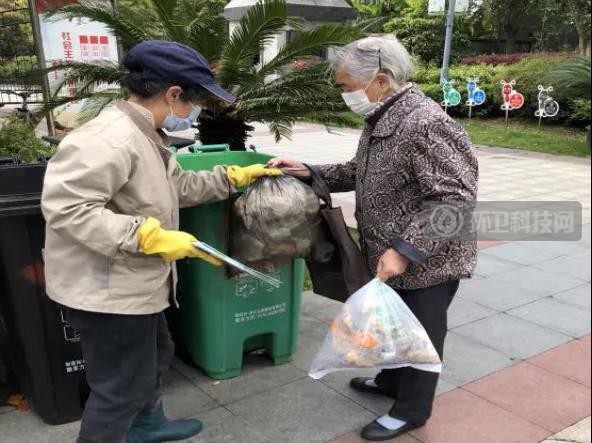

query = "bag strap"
[{"left": 305, "top": 165, "right": 333, "bottom": 208}]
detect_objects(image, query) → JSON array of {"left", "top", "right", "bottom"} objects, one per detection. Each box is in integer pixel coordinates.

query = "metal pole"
[
  {"left": 440, "top": 0, "right": 457, "bottom": 83},
  {"left": 28, "top": 0, "right": 55, "bottom": 135},
  {"left": 468, "top": 104, "right": 472, "bottom": 123}
]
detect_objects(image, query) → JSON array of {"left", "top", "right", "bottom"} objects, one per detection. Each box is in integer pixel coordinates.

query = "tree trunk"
[
  {"left": 565, "top": 0, "right": 591, "bottom": 55},
  {"left": 504, "top": 27, "right": 518, "bottom": 53},
  {"left": 579, "top": 35, "right": 587, "bottom": 55}
]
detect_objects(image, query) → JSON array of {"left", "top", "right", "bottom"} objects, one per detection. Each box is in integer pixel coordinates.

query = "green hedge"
[
  {"left": 411, "top": 53, "right": 589, "bottom": 126},
  {"left": 0, "top": 55, "right": 37, "bottom": 78},
  {"left": 0, "top": 117, "right": 54, "bottom": 163}
]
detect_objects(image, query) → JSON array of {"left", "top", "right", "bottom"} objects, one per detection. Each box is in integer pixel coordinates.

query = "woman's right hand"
[{"left": 266, "top": 158, "right": 311, "bottom": 180}]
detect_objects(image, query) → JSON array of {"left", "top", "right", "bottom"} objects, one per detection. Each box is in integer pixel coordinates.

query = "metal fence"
[{"left": 0, "top": 1, "right": 43, "bottom": 105}]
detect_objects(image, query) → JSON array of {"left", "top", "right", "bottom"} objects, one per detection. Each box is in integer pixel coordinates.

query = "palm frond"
[
  {"left": 547, "top": 56, "right": 591, "bottom": 99},
  {"left": 32, "top": 92, "right": 96, "bottom": 123},
  {"left": 355, "top": 16, "right": 390, "bottom": 33},
  {"left": 218, "top": 0, "right": 288, "bottom": 88},
  {"left": 256, "top": 24, "right": 365, "bottom": 79},
  {"left": 76, "top": 91, "right": 123, "bottom": 125},
  {"left": 149, "top": 0, "right": 188, "bottom": 42},
  {"left": 16, "top": 61, "right": 124, "bottom": 99},
  {"left": 22, "top": 0, "right": 361, "bottom": 144},
  {"left": 301, "top": 112, "right": 363, "bottom": 128},
  {"left": 53, "top": 62, "right": 125, "bottom": 95},
  {"left": 242, "top": 94, "right": 348, "bottom": 121},
  {"left": 239, "top": 62, "right": 335, "bottom": 102},
  {"left": 48, "top": 3, "right": 148, "bottom": 49},
  {"left": 267, "top": 119, "right": 295, "bottom": 142},
  {"left": 185, "top": 9, "right": 227, "bottom": 61}
]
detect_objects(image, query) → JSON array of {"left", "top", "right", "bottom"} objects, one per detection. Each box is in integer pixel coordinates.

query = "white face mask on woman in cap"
[{"left": 161, "top": 103, "right": 202, "bottom": 132}]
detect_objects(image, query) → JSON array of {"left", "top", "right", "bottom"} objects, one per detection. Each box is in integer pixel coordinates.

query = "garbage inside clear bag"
[
  {"left": 231, "top": 175, "right": 334, "bottom": 264},
  {"left": 309, "top": 279, "right": 442, "bottom": 380}
]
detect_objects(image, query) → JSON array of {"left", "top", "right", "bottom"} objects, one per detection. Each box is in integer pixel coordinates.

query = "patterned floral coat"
[{"left": 316, "top": 85, "right": 479, "bottom": 290}]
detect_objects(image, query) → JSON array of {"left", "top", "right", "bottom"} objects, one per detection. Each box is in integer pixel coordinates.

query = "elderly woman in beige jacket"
[{"left": 41, "top": 41, "right": 280, "bottom": 443}]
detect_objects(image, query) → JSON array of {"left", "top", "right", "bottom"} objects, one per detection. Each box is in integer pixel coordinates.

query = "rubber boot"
[{"left": 126, "top": 404, "right": 203, "bottom": 443}]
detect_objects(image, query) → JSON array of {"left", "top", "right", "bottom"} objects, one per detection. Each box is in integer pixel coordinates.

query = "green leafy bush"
[
  {"left": 0, "top": 117, "right": 54, "bottom": 163},
  {"left": 567, "top": 99, "right": 592, "bottom": 127},
  {"left": 0, "top": 56, "right": 38, "bottom": 78},
  {"left": 548, "top": 56, "right": 591, "bottom": 98}
]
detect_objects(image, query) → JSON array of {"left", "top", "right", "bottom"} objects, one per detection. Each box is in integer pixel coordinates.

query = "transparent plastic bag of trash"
[
  {"left": 231, "top": 175, "right": 334, "bottom": 264},
  {"left": 309, "top": 279, "right": 442, "bottom": 379}
]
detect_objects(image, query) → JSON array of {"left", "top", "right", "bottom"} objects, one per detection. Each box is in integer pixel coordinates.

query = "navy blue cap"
[{"left": 124, "top": 40, "right": 235, "bottom": 103}]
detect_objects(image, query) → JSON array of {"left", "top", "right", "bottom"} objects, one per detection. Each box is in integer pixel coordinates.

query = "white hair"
[{"left": 331, "top": 34, "right": 414, "bottom": 87}]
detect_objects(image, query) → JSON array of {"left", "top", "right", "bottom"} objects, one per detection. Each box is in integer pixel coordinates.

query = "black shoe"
[
  {"left": 350, "top": 377, "right": 383, "bottom": 395},
  {"left": 361, "top": 420, "right": 424, "bottom": 441}
]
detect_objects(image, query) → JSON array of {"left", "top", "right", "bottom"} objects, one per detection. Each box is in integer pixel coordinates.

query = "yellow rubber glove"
[
  {"left": 226, "top": 164, "right": 283, "bottom": 188},
  {"left": 137, "top": 217, "right": 222, "bottom": 265}
]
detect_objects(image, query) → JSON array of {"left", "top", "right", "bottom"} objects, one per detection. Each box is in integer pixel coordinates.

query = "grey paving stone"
[
  {"left": 299, "top": 313, "right": 331, "bottom": 339},
  {"left": 452, "top": 313, "right": 572, "bottom": 360},
  {"left": 552, "top": 283, "right": 591, "bottom": 310},
  {"left": 579, "top": 224, "right": 591, "bottom": 248},
  {"left": 227, "top": 378, "right": 376, "bottom": 443},
  {"left": 527, "top": 240, "right": 590, "bottom": 257},
  {"left": 291, "top": 319, "right": 329, "bottom": 373},
  {"left": 184, "top": 408, "right": 272, "bottom": 443},
  {"left": 457, "top": 277, "right": 543, "bottom": 311},
  {"left": 300, "top": 292, "right": 344, "bottom": 323},
  {"left": 0, "top": 408, "right": 79, "bottom": 443},
  {"left": 162, "top": 368, "right": 219, "bottom": 420},
  {"left": 436, "top": 378, "right": 458, "bottom": 396},
  {"left": 195, "top": 353, "right": 306, "bottom": 405},
  {"left": 448, "top": 297, "right": 498, "bottom": 329},
  {"left": 565, "top": 250, "right": 592, "bottom": 273},
  {"left": 488, "top": 266, "right": 585, "bottom": 297},
  {"left": 172, "top": 357, "right": 211, "bottom": 384},
  {"left": 474, "top": 254, "right": 524, "bottom": 277},
  {"left": 441, "top": 332, "right": 517, "bottom": 386},
  {"left": 0, "top": 405, "right": 14, "bottom": 415},
  {"left": 508, "top": 297, "right": 592, "bottom": 338},
  {"left": 533, "top": 255, "right": 591, "bottom": 282},
  {"left": 480, "top": 242, "right": 561, "bottom": 265},
  {"left": 318, "top": 369, "right": 394, "bottom": 416},
  {"left": 318, "top": 368, "right": 458, "bottom": 418}
]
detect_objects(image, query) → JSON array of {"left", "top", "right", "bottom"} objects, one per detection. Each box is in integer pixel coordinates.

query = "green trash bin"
[{"left": 174, "top": 146, "right": 305, "bottom": 380}]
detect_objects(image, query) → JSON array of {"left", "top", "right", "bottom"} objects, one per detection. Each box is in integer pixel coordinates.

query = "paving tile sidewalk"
[{"left": 1, "top": 124, "right": 590, "bottom": 442}]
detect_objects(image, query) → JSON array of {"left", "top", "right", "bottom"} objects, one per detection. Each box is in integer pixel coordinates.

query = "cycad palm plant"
[
  {"left": 33, "top": 0, "right": 364, "bottom": 149},
  {"left": 547, "top": 56, "right": 591, "bottom": 100}
]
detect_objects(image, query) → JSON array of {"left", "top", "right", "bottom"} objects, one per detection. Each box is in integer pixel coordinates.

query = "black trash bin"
[{"left": 0, "top": 163, "right": 85, "bottom": 425}]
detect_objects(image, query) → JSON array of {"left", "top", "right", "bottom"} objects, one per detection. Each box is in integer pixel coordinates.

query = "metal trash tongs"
[{"left": 193, "top": 240, "right": 282, "bottom": 288}]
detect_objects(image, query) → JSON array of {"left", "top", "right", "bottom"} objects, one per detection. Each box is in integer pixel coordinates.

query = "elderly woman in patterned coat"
[{"left": 269, "top": 35, "right": 478, "bottom": 441}]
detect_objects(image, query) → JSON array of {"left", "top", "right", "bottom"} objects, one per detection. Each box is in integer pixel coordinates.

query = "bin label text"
[
  {"left": 234, "top": 303, "right": 287, "bottom": 323},
  {"left": 65, "top": 359, "right": 85, "bottom": 373}
]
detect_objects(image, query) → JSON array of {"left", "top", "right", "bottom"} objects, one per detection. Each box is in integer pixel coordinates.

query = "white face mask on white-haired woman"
[{"left": 341, "top": 76, "right": 387, "bottom": 116}]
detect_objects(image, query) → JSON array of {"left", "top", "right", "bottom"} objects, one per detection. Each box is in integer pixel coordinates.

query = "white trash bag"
[{"left": 309, "top": 279, "right": 442, "bottom": 379}]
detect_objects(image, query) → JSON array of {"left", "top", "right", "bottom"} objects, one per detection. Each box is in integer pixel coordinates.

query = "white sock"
[
  {"left": 377, "top": 415, "right": 407, "bottom": 431},
  {"left": 364, "top": 379, "right": 378, "bottom": 388}
]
